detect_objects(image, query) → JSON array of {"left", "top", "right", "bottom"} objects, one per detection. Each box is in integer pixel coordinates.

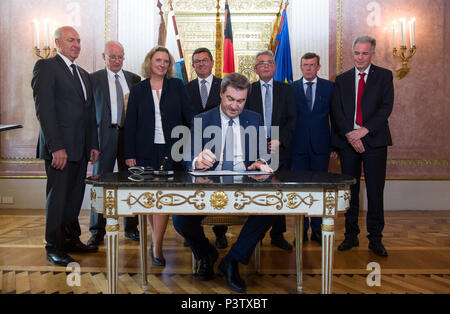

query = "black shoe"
[
  {"left": 125, "top": 230, "right": 140, "bottom": 241},
  {"left": 310, "top": 230, "right": 322, "bottom": 245},
  {"left": 197, "top": 247, "right": 219, "bottom": 281},
  {"left": 215, "top": 233, "right": 228, "bottom": 249},
  {"left": 65, "top": 239, "right": 98, "bottom": 253},
  {"left": 218, "top": 257, "right": 246, "bottom": 293},
  {"left": 46, "top": 250, "right": 75, "bottom": 266},
  {"left": 338, "top": 237, "right": 359, "bottom": 251},
  {"left": 149, "top": 243, "right": 166, "bottom": 266},
  {"left": 87, "top": 234, "right": 104, "bottom": 247},
  {"left": 369, "top": 241, "right": 388, "bottom": 257},
  {"left": 271, "top": 236, "right": 293, "bottom": 251}
]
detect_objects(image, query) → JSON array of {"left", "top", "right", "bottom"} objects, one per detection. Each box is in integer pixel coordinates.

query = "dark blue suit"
[
  {"left": 124, "top": 77, "right": 194, "bottom": 170},
  {"left": 291, "top": 77, "right": 334, "bottom": 232},
  {"left": 173, "top": 106, "right": 276, "bottom": 264}
]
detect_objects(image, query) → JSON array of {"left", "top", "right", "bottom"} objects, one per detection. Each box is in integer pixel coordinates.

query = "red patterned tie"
[{"left": 356, "top": 72, "right": 366, "bottom": 126}]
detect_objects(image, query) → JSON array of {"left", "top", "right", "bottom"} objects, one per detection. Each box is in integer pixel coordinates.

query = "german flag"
[{"left": 223, "top": 1, "right": 235, "bottom": 75}]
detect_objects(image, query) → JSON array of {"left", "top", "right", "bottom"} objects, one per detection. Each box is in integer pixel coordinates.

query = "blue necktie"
[
  {"left": 305, "top": 82, "right": 314, "bottom": 111},
  {"left": 263, "top": 83, "right": 272, "bottom": 138},
  {"left": 222, "top": 119, "right": 234, "bottom": 171}
]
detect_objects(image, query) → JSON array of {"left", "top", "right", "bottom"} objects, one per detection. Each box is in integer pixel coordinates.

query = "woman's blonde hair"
[{"left": 141, "top": 46, "right": 175, "bottom": 79}]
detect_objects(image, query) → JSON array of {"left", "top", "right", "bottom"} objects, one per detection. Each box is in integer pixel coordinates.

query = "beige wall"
[
  {"left": 329, "top": 0, "right": 450, "bottom": 178},
  {"left": 0, "top": 0, "right": 449, "bottom": 181}
]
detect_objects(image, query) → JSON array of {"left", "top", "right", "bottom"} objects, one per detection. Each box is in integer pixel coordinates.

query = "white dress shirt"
[
  {"left": 197, "top": 74, "right": 214, "bottom": 96},
  {"left": 106, "top": 68, "right": 130, "bottom": 124},
  {"left": 192, "top": 107, "right": 246, "bottom": 171},
  {"left": 152, "top": 89, "right": 165, "bottom": 144},
  {"left": 302, "top": 76, "right": 318, "bottom": 108}
]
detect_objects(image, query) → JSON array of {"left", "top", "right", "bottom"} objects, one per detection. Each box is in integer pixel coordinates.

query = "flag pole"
[
  {"left": 269, "top": 0, "right": 283, "bottom": 53},
  {"left": 168, "top": 0, "right": 188, "bottom": 82},
  {"left": 157, "top": 0, "right": 165, "bottom": 46},
  {"left": 214, "top": 0, "right": 223, "bottom": 78}
]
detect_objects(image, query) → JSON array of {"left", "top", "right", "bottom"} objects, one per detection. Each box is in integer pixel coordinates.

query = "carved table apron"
[{"left": 86, "top": 171, "right": 354, "bottom": 294}]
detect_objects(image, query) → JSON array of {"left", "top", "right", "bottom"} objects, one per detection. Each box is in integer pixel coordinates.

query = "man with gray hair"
[
  {"left": 331, "top": 35, "right": 394, "bottom": 257},
  {"left": 32, "top": 26, "right": 100, "bottom": 266},
  {"left": 245, "top": 50, "right": 296, "bottom": 251},
  {"left": 87, "top": 40, "right": 141, "bottom": 247}
]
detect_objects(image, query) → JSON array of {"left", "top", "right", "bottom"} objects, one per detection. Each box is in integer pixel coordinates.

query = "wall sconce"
[
  {"left": 392, "top": 17, "right": 416, "bottom": 79},
  {"left": 32, "top": 19, "right": 57, "bottom": 59}
]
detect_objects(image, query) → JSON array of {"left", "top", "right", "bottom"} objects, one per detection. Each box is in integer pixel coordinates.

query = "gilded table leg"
[
  {"left": 295, "top": 215, "right": 304, "bottom": 292},
  {"left": 138, "top": 215, "right": 148, "bottom": 291},
  {"left": 106, "top": 217, "right": 119, "bottom": 294},
  {"left": 321, "top": 217, "right": 335, "bottom": 294}
]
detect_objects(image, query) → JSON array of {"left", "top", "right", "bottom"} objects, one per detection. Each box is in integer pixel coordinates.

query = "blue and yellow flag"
[{"left": 274, "top": 10, "right": 293, "bottom": 84}]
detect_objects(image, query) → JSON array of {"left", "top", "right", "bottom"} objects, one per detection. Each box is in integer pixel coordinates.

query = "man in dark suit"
[
  {"left": 173, "top": 73, "right": 275, "bottom": 293},
  {"left": 291, "top": 53, "right": 336, "bottom": 245},
  {"left": 87, "top": 41, "right": 141, "bottom": 247},
  {"left": 331, "top": 35, "right": 394, "bottom": 257},
  {"left": 245, "top": 50, "right": 296, "bottom": 251},
  {"left": 31, "top": 26, "right": 100, "bottom": 266},
  {"left": 185, "top": 47, "right": 228, "bottom": 249}
]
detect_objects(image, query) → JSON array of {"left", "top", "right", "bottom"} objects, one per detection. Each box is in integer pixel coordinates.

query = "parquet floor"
[{"left": 0, "top": 209, "right": 449, "bottom": 294}]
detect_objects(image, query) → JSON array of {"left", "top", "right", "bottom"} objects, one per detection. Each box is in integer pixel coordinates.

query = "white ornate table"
[{"left": 86, "top": 171, "right": 354, "bottom": 294}]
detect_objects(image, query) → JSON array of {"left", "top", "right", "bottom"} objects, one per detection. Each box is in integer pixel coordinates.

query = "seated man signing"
[{"left": 173, "top": 73, "right": 275, "bottom": 293}]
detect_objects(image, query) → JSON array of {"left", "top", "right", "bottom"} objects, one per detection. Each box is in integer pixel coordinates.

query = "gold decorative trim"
[
  {"left": 339, "top": 189, "right": 350, "bottom": 202},
  {"left": 234, "top": 190, "right": 283, "bottom": 210},
  {"left": 0, "top": 158, "right": 43, "bottom": 164},
  {"left": 336, "top": 0, "right": 343, "bottom": 75},
  {"left": 124, "top": 192, "right": 155, "bottom": 208},
  {"left": 210, "top": 191, "right": 228, "bottom": 210},
  {"left": 321, "top": 224, "right": 335, "bottom": 232},
  {"left": 122, "top": 190, "right": 206, "bottom": 210},
  {"left": 105, "top": 224, "right": 120, "bottom": 232},
  {"left": 323, "top": 188, "right": 338, "bottom": 217},
  {"left": 104, "top": 188, "right": 117, "bottom": 217},
  {"left": 285, "top": 192, "right": 319, "bottom": 209},
  {"left": 105, "top": 0, "right": 111, "bottom": 42},
  {"left": 387, "top": 158, "right": 450, "bottom": 166}
]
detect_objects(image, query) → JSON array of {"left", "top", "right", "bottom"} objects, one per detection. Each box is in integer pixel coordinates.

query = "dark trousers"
[
  {"left": 339, "top": 145, "right": 387, "bottom": 243},
  {"left": 45, "top": 157, "right": 87, "bottom": 251},
  {"left": 173, "top": 215, "right": 276, "bottom": 265},
  {"left": 291, "top": 142, "right": 330, "bottom": 232},
  {"left": 90, "top": 128, "right": 138, "bottom": 237}
]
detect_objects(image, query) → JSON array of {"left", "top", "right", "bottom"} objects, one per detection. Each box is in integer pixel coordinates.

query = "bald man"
[
  {"left": 87, "top": 41, "right": 141, "bottom": 247},
  {"left": 32, "top": 26, "right": 100, "bottom": 266}
]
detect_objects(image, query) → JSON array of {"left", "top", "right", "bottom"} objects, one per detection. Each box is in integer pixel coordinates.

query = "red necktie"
[{"left": 356, "top": 72, "right": 366, "bottom": 126}]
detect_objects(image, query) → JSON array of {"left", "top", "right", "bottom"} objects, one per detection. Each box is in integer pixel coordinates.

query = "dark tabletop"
[{"left": 86, "top": 171, "right": 356, "bottom": 189}]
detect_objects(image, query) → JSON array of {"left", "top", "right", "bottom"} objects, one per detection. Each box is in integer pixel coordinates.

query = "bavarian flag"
[
  {"left": 274, "top": 10, "right": 293, "bottom": 84},
  {"left": 223, "top": 1, "right": 235, "bottom": 75}
]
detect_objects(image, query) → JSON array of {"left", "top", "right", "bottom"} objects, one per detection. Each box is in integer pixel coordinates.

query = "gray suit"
[
  {"left": 89, "top": 68, "right": 141, "bottom": 237},
  {"left": 32, "top": 54, "right": 99, "bottom": 251}
]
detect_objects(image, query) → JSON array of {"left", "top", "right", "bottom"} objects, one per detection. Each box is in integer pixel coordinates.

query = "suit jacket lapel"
[
  {"left": 206, "top": 76, "right": 220, "bottom": 109},
  {"left": 252, "top": 83, "right": 264, "bottom": 119},
  {"left": 272, "top": 81, "right": 282, "bottom": 123},
  {"left": 100, "top": 69, "right": 112, "bottom": 112},
  {"left": 55, "top": 55, "right": 86, "bottom": 102}
]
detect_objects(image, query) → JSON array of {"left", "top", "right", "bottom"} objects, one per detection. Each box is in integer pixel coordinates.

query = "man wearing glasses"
[
  {"left": 185, "top": 47, "right": 228, "bottom": 249},
  {"left": 245, "top": 50, "right": 296, "bottom": 251},
  {"left": 87, "top": 40, "right": 141, "bottom": 247}
]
